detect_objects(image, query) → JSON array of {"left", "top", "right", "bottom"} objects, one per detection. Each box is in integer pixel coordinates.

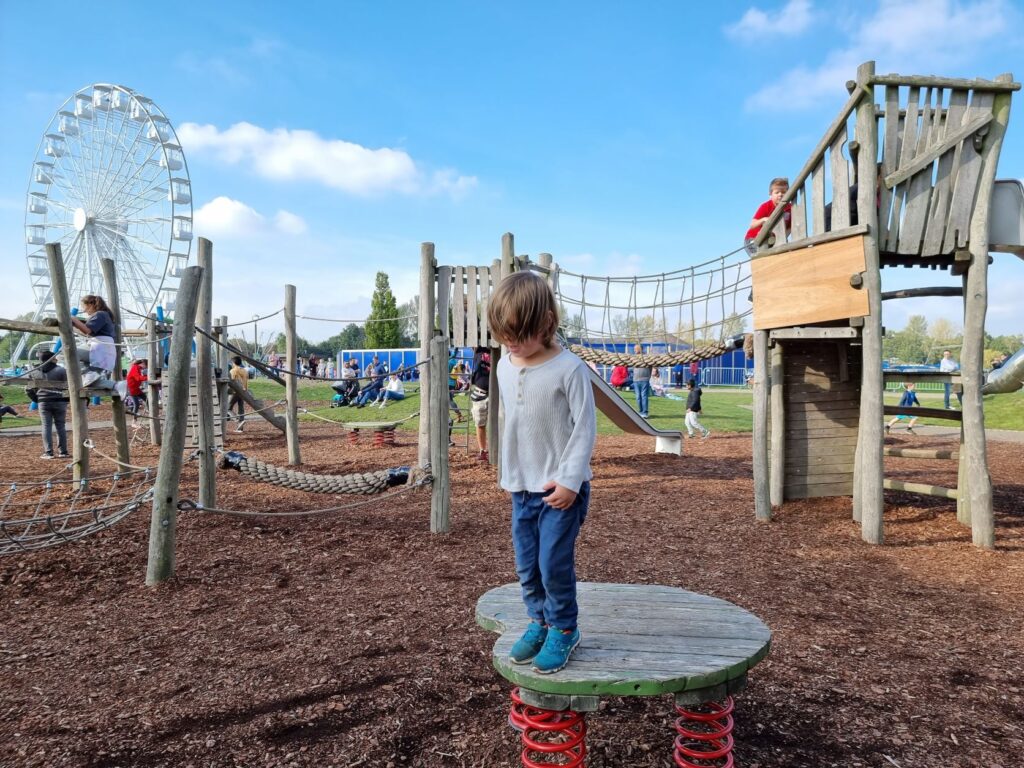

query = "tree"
[
  {"left": 397, "top": 297, "right": 419, "bottom": 346},
  {"left": 721, "top": 313, "right": 747, "bottom": 339},
  {"left": 882, "top": 315, "right": 930, "bottom": 364},
  {"left": 272, "top": 332, "right": 313, "bottom": 358},
  {"left": 365, "top": 272, "right": 402, "bottom": 348},
  {"left": 0, "top": 313, "right": 51, "bottom": 364},
  {"left": 321, "top": 323, "right": 366, "bottom": 352},
  {"left": 928, "top": 317, "right": 962, "bottom": 347}
]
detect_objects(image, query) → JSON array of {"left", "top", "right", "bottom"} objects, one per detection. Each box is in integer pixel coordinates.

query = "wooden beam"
[
  {"left": 227, "top": 379, "right": 286, "bottom": 432},
  {"left": 146, "top": 266, "right": 203, "bottom": 586},
  {"left": 869, "top": 74, "right": 1020, "bottom": 92},
  {"left": 284, "top": 283, "right": 301, "bottom": 465},
  {"left": 883, "top": 112, "right": 993, "bottom": 189},
  {"left": 883, "top": 478, "right": 958, "bottom": 499},
  {"left": 883, "top": 405, "right": 962, "bottom": 420},
  {"left": 195, "top": 238, "right": 216, "bottom": 509},
  {"left": 0, "top": 319, "right": 150, "bottom": 337},
  {"left": 770, "top": 327, "right": 860, "bottom": 340},
  {"left": 882, "top": 371, "right": 960, "bottom": 385},
  {"left": 429, "top": 336, "right": 451, "bottom": 533},
  {"left": 418, "top": 243, "right": 436, "bottom": 470},
  {"left": 100, "top": 258, "right": 131, "bottom": 472},
  {"left": 769, "top": 342, "right": 784, "bottom": 507},
  {"left": 754, "top": 224, "right": 869, "bottom": 259},
  {"left": 881, "top": 286, "right": 963, "bottom": 300},
  {"left": 884, "top": 447, "right": 958, "bottom": 460},
  {"left": 752, "top": 330, "right": 770, "bottom": 522}
]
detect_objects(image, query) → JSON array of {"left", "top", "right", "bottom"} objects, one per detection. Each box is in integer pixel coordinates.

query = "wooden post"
[
  {"left": 147, "top": 314, "right": 162, "bottom": 446},
  {"left": 853, "top": 61, "right": 885, "bottom": 545},
  {"left": 284, "top": 284, "right": 301, "bottom": 465},
  {"left": 418, "top": 243, "right": 436, "bottom": 469},
  {"left": 100, "top": 257, "right": 131, "bottom": 472},
  {"left": 195, "top": 238, "right": 216, "bottom": 509},
  {"left": 752, "top": 330, "right": 770, "bottom": 521},
  {"left": 487, "top": 257, "right": 502, "bottom": 465},
  {"left": 216, "top": 315, "right": 229, "bottom": 435},
  {"left": 146, "top": 266, "right": 203, "bottom": 585},
  {"left": 45, "top": 243, "right": 89, "bottom": 484},
  {"left": 429, "top": 335, "right": 451, "bottom": 533},
  {"left": 960, "top": 76, "right": 1012, "bottom": 549},
  {"left": 495, "top": 233, "right": 515, "bottom": 484},
  {"left": 769, "top": 341, "right": 785, "bottom": 507}
]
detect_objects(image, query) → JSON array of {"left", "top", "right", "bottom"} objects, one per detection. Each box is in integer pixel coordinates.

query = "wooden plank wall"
[
  {"left": 443, "top": 265, "right": 494, "bottom": 348},
  {"left": 186, "top": 373, "right": 224, "bottom": 450},
  {"left": 781, "top": 340, "right": 861, "bottom": 499}
]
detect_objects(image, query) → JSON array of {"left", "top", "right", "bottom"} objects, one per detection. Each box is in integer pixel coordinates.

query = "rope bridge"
[
  {"left": 218, "top": 450, "right": 427, "bottom": 495},
  {"left": 0, "top": 468, "right": 154, "bottom": 555}
]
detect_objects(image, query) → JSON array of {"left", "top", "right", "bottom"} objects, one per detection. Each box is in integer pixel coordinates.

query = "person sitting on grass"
[
  {"left": 488, "top": 271, "right": 596, "bottom": 675},
  {"left": 885, "top": 382, "right": 920, "bottom": 435},
  {"left": 0, "top": 392, "right": 17, "bottom": 423},
  {"left": 651, "top": 368, "right": 667, "bottom": 397},
  {"left": 376, "top": 373, "right": 405, "bottom": 406}
]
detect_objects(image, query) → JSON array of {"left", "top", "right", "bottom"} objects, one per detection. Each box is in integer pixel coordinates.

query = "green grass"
[{"left": 0, "top": 385, "right": 40, "bottom": 428}]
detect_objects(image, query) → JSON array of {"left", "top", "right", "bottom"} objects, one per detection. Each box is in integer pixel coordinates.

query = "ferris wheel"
[{"left": 23, "top": 84, "right": 193, "bottom": 350}]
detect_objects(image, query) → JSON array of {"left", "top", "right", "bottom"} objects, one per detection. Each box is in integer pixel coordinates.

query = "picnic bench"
[{"left": 476, "top": 582, "right": 771, "bottom": 767}]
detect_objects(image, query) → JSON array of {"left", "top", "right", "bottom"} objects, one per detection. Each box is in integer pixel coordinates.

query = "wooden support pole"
[
  {"left": 418, "top": 243, "right": 436, "bottom": 469},
  {"left": 195, "top": 238, "right": 216, "bottom": 509},
  {"left": 216, "top": 315, "right": 229, "bottom": 435},
  {"left": 147, "top": 314, "right": 162, "bottom": 446},
  {"left": 752, "top": 330, "right": 770, "bottom": 521},
  {"left": 959, "top": 76, "right": 1011, "bottom": 549},
  {"left": 956, "top": 421, "right": 971, "bottom": 527},
  {"left": 429, "top": 335, "right": 451, "bottom": 533},
  {"left": 100, "top": 258, "right": 131, "bottom": 472},
  {"left": 45, "top": 243, "right": 89, "bottom": 484},
  {"left": 487, "top": 257, "right": 502, "bottom": 465},
  {"left": 284, "top": 284, "right": 301, "bottom": 465},
  {"left": 769, "top": 341, "right": 785, "bottom": 507},
  {"left": 495, "top": 233, "right": 515, "bottom": 484},
  {"left": 853, "top": 61, "right": 885, "bottom": 545},
  {"left": 146, "top": 266, "right": 203, "bottom": 586}
]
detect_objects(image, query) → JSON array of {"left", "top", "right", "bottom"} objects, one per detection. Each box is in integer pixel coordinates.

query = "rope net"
[
  {"left": 0, "top": 468, "right": 154, "bottom": 555},
  {"left": 543, "top": 248, "right": 753, "bottom": 362}
]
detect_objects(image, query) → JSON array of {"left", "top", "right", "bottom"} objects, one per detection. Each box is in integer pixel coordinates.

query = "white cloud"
[
  {"left": 725, "top": 0, "right": 814, "bottom": 39},
  {"left": 745, "top": 0, "right": 1021, "bottom": 111},
  {"left": 193, "top": 196, "right": 308, "bottom": 239},
  {"left": 178, "top": 122, "right": 478, "bottom": 199}
]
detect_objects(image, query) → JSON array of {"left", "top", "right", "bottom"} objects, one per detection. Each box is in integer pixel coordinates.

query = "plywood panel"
[{"left": 752, "top": 235, "right": 869, "bottom": 330}]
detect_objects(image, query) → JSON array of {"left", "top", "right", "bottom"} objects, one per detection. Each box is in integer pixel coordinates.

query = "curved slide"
[
  {"left": 982, "top": 347, "right": 1024, "bottom": 395},
  {"left": 586, "top": 366, "right": 683, "bottom": 455}
]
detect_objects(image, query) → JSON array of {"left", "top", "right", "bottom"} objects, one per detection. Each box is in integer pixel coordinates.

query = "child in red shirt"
[
  {"left": 125, "top": 358, "right": 148, "bottom": 425},
  {"left": 744, "top": 177, "right": 791, "bottom": 255}
]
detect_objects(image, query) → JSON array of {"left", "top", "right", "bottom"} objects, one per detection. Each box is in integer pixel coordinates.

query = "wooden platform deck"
[{"left": 476, "top": 582, "right": 771, "bottom": 706}]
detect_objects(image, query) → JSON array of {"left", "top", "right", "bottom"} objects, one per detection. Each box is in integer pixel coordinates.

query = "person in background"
[
  {"left": 308, "top": 353, "right": 320, "bottom": 378},
  {"left": 69, "top": 294, "right": 117, "bottom": 387},
  {"left": 650, "top": 368, "right": 667, "bottom": 397},
  {"left": 0, "top": 392, "right": 17, "bottom": 423},
  {"left": 885, "top": 382, "right": 920, "bottom": 435},
  {"left": 470, "top": 346, "right": 492, "bottom": 462},
  {"left": 228, "top": 356, "right": 248, "bottom": 432},
  {"left": 610, "top": 364, "right": 632, "bottom": 390},
  {"left": 685, "top": 378, "right": 710, "bottom": 440},
  {"left": 376, "top": 372, "right": 405, "bottom": 406},
  {"left": 744, "top": 177, "right": 791, "bottom": 255},
  {"left": 632, "top": 344, "right": 652, "bottom": 419},
  {"left": 940, "top": 350, "right": 962, "bottom": 409},
  {"left": 125, "top": 358, "right": 148, "bottom": 426},
  {"left": 672, "top": 363, "right": 684, "bottom": 389},
  {"left": 26, "top": 350, "right": 69, "bottom": 459}
]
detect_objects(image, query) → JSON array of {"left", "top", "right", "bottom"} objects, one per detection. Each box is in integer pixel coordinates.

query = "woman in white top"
[{"left": 377, "top": 373, "right": 405, "bottom": 406}]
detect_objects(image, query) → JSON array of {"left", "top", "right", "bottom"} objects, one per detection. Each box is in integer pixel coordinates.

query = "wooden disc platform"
[{"left": 476, "top": 582, "right": 771, "bottom": 709}]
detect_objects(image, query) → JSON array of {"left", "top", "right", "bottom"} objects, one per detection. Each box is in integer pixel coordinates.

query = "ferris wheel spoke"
[
  {"left": 94, "top": 140, "right": 163, "bottom": 215},
  {"left": 92, "top": 116, "right": 162, "bottom": 211},
  {"left": 99, "top": 113, "right": 142, "bottom": 213}
]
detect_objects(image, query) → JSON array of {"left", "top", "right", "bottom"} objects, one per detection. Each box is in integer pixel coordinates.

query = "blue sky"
[{"left": 1, "top": 0, "right": 1022, "bottom": 343}]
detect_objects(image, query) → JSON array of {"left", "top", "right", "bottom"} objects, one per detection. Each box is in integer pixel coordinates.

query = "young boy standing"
[
  {"left": 488, "top": 271, "right": 597, "bottom": 675},
  {"left": 744, "top": 177, "right": 791, "bottom": 255},
  {"left": 685, "top": 378, "right": 710, "bottom": 439}
]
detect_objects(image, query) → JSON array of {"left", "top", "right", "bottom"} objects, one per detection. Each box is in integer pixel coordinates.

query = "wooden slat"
[
  {"left": 886, "top": 86, "right": 921, "bottom": 251},
  {"left": 883, "top": 478, "right": 958, "bottom": 499},
  {"left": 791, "top": 187, "right": 807, "bottom": 240},
  {"left": 870, "top": 74, "right": 1020, "bottom": 92},
  {"left": 885, "top": 110, "right": 992, "bottom": 190},
  {"left": 452, "top": 266, "right": 466, "bottom": 346},
  {"left": 786, "top": 434, "right": 859, "bottom": 448},
  {"left": 477, "top": 266, "right": 490, "bottom": 347},
  {"left": 786, "top": 406, "right": 862, "bottom": 422},
  {"left": 811, "top": 160, "right": 826, "bottom": 235},
  {"left": 830, "top": 128, "right": 851, "bottom": 230},
  {"left": 436, "top": 266, "right": 452, "bottom": 339},
  {"left": 751, "top": 234, "right": 868, "bottom": 330},
  {"left": 785, "top": 422, "right": 857, "bottom": 438},
  {"left": 786, "top": 482, "right": 854, "bottom": 499},
  {"left": 755, "top": 224, "right": 869, "bottom": 259},
  {"left": 787, "top": 454, "right": 859, "bottom": 469},
  {"left": 944, "top": 91, "right": 994, "bottom": 251},
  {"left": 786, "top": 390, "right": 861, "bottom": 404},
  {"left": 898, "top": 89, "right": 938, "bottom": 254},
  {"left": 466, "top": 266, "right": 479, "bottom": 348},
  {"left": 882, "top": 371, "right": 960, "bottom": 385},
  {"left": 878, "top": 85, "right": 901, "bottom": 246},
  {"left": 922, "top": 89, "right": 969, "bottom": 254},
  {"left": 771, "top": 326, "right": 860, "bottom": 340}
]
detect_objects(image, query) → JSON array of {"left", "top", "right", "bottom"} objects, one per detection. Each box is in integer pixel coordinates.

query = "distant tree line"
[{"left": 882, "top": 314, "right": 1021, "bottom": 367}]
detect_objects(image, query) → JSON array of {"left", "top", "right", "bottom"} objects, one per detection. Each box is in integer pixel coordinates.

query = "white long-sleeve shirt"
[{"left": 497, "top": 348, "right": 596, "bottom": 493}]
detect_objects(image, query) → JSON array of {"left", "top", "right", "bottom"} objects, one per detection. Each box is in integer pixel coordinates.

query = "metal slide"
[
  {"left": 982, "top": 347, "right": 1024, "bottom": 395},
  {"left": 586, "top": 366, "right": 683, "bottom": 454}
]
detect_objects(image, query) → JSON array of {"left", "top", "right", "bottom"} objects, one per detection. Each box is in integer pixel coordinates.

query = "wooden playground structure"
[{"left": 749, "top": 62, "right": 1020, "bottom": 550}]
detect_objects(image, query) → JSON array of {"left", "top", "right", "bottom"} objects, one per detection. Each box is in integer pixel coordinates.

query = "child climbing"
[
  {"left": 685, "top": 378, "right": 710, "bottom": 439},
  {"left": 69, "top": 295, "right": 117, "bottom": 387},
  {"left": 744, "top": 177, "right": 791, "bottom": 255},
  {"left": 488, "top": 271, "right": 596, "bottom": 675}
]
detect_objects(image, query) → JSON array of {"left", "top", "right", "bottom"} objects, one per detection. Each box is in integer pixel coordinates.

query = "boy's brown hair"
[
  {"left": 487, "top": 271, "right": 559, "bottom": 348},
  {"left": 769, "top": 177, "right": 789, "bottom": 192}
]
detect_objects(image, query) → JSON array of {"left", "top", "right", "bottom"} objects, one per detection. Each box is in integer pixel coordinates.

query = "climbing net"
[
  {"left": 0, "top": 467, "right": 154, "bottom": 555},
  {"left": 546, "top": 248, "right": 752, "bottom": 363}
]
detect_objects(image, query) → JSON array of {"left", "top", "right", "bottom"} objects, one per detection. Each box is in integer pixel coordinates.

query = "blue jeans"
[
  {"left": 633, "top": 380, "right": 651, "bottom": 416},
  {"left": 511, "top": 482, "right": 590, "bottom": 632},
  {"left": 380, "top": 391, "right": 405, "bottom": 402},
  {"left": 943, "top": 382, "right": 962, "bottom": 408},
  {"left": 356, "top": 385, "right": 380, "bottom": 405}
]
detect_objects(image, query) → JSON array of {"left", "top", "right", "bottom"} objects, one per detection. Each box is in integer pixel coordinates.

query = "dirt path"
[{"left": 1, "top": 422, "right": 1022, "bottom": 767}]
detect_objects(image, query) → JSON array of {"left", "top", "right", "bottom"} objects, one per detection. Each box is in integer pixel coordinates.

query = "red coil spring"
[
  {"left": 673, "top": 696, "right": 735, "bottom": 768},
  {"left": 509, "top": 688, "right": 587, "bottom": 768},
  {"left": 374, "top": 429, "right": 396, "bottom": 447},
  {"left": 347, "top": 429, "right": 360, "bottom": 446}
]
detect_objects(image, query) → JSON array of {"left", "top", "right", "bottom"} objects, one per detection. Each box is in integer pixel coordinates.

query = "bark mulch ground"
[{"left": 1, "top": 417, "right": 1022, "bottom": 767}]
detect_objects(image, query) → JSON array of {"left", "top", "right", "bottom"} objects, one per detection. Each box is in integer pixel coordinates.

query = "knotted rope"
[
  {"left": 569, "top": 340, "right": 736, "bottom": 367},
  {"left": 218, "top": 451, "right": 423, "bottom": 495}
]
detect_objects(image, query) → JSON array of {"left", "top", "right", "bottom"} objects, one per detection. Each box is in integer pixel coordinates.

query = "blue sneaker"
[
  {"left": 509, "top": 621, "right": 548, "bottom": 665},
  {"left": 532, "top": 627, "right": 581, "bottom": 674}
]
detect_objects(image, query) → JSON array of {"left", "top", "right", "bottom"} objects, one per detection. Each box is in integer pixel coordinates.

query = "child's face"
[
  {"left": 505, "top": 332, "right": 548, "bottom": 361},
  {"left": 770, "top": 185, "right": 788, "bottom": 204}
]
